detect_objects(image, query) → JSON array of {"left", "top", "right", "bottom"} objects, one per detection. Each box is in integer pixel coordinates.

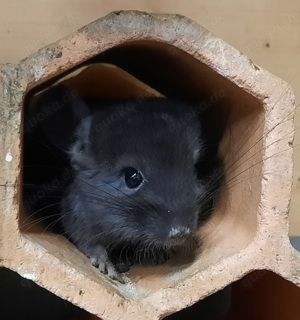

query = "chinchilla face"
[{"left": 65, "top": 98, "right": 210, "bottom": 249}]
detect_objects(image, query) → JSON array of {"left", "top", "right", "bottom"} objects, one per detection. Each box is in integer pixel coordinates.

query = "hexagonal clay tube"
[{"left": 0, "top": 10, "right": 299, "bottom": 320}]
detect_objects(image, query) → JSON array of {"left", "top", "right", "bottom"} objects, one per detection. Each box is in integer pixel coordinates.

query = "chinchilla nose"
[{"left": 168, "top": 227, "right": 191, "bottom": 243}]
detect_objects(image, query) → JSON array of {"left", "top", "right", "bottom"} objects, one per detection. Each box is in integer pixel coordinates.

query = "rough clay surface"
[{"left": 0, "top": 11, "right": 298, "bottom": 320}]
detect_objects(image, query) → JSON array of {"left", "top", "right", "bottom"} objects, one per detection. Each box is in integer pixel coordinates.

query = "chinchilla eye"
[{"left": 124, "top": 167, "right": 144, "bottom": 189}]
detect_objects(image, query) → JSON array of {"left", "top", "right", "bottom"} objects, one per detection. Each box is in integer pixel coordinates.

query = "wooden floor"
[{"left": 1, "top": 0, "right": 300, "bottom": 234}]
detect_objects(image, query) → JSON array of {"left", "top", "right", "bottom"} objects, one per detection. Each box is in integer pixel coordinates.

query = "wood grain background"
[{"left": 1, "top": 0, "right": 299, "bottom": 235}]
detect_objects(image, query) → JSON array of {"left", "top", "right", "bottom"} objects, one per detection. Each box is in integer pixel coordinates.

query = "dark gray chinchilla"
[{"left": 23, "top": 84, "right": 224, "bottom": 281}]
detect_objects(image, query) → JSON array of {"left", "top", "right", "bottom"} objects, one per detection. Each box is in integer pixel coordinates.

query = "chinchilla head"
[{"left": 65, "top": 97, "right": 209, "bottom": 249}]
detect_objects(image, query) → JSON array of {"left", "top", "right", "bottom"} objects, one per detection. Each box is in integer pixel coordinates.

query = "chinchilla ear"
[{"left": 27, "top": 84, "right": 90, "bottom": 151}]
